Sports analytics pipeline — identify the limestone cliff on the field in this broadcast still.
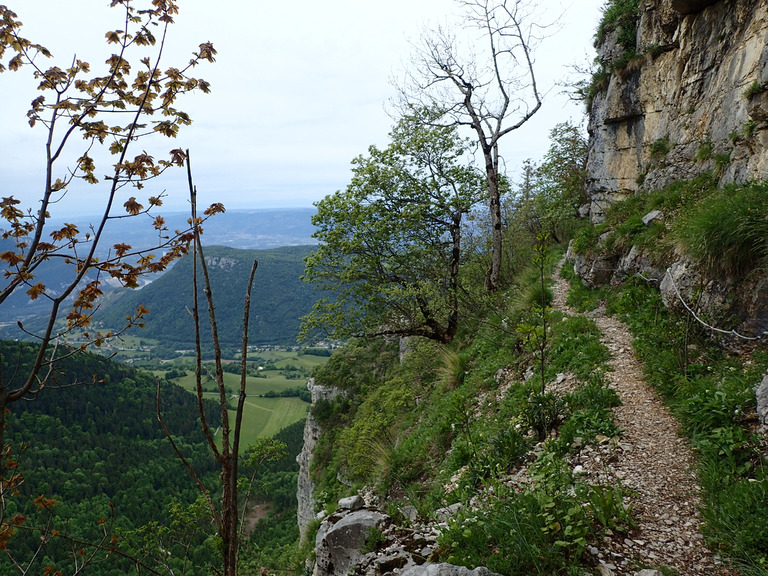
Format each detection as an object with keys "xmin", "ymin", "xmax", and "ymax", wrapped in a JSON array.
[
  {"xmin": 296, "ymin": 378, "xmax": 345, "ymax": 543},
  {"xmin": 576, "ymin": 0, "xmax": 768, "ymax": 340},
  {"xmin": 587, "ymin": 0, "xmax": 768, "ymax": 221}
]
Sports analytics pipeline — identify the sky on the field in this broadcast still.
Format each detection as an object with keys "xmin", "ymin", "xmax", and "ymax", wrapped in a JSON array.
[{"xmin": 0, "ymin": 0, "xmax": 604, "ymax": 218}]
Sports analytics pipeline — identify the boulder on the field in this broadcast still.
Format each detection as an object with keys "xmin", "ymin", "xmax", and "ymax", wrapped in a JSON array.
[
  {"xmin": 313, "ymin": 510, "xmax": 385, "ymax": 576},
  {"xmin": 641, "ymin": 210, "xmax": 663, "ymax": 226},
  {"xmin": 399, "ymin": 563, "xmax": 502, "ymax": 576},
  {"xmin": 338, "ymin": 495, "xmax": 364, "ymax": 511}
]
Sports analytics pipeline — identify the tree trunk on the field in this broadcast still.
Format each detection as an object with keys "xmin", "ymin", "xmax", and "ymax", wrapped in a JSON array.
[{"xmin": 484, "ymin": 145, "xmax": 503, "ymax": 292}]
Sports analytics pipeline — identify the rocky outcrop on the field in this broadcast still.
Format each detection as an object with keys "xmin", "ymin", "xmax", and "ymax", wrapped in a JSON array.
[
  {"xmin": 575, "ymin": 0, "xmax": 768, "ymax": 343},
  {"xmin": 314, "ymin": 508, "xmax": 386, "ymax": 576},
  {"xmin": 311, "ymin": 497, "xmax": 500, "ymax": 576},
  {"xmin": 587, "ymin": 0, "xmax": 768, "ymax": 222},
  {"xmin": 297, "ymin": 378, "xmax": 345, "ymax": 543},
  {"xmin": 756, "ymin": 374, "xmax": 768, "ymax": 433}
]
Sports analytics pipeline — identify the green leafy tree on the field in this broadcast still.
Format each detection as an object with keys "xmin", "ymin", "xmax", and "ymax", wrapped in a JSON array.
[
  {"xmin": 302, "ymin": 116, "xmax": 483, "ymax": 344},
  {"xmin": 523, "ymin": 122, "xmax": 588, "ymax": 244}
]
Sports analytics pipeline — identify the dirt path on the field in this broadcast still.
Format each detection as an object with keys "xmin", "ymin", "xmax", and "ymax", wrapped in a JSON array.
[{"xmin": 552, "ymin": 260, "xmax": 729, "ymax": 576}]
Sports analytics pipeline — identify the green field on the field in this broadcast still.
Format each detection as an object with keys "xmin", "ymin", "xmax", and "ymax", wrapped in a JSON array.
[
  {"xmin": 158, "ymin": 351, "xmax": 328, "ymax": 451},
  {"xmin": 226, "ymin": 396, "xmax": 309, "ymax": 447}
]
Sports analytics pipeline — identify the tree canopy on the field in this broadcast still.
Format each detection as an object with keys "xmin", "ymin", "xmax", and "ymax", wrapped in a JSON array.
[
  {"xmin": 515, "ymin": 122, "xmax": 588, "ymax": 244},
  {"xmin": 302, "ymin": 116, "xmax": 484, "ymax": 344}
]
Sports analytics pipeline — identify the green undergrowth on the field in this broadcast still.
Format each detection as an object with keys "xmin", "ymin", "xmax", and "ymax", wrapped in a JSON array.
[
  {"xmin": 596, "ymin": 0, "xmax": 640, "ymax": 50},
  {"xmin": 562, "ymin": 266, "xmax": 768, "ymax": 574},
  {"xmin": 674, "ymin": 181, "xmax": 768, "ymax": 276},
  {"xmin": 570, "ymin": 173, "xmax": 768, "ymax": 280},
  {"xmin": 308, "ymin": 251, "xmax": 639, "ymax": 574}
]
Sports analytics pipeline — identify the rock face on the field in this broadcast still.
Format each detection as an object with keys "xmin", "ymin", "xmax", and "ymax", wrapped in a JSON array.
[
  {"xmin": 399, "ymin": 564, "xmax": 501, "ymax": 576},
  {"xmin": 313, "ymin": 509, "xmax": 386, "ymax": 576},
  {"xmin": 297, "ymin": 378, "xmax": 345, "ymax": 543},
  {"xmin": 575, "ymin": 0, "xmax": 768, "ymax": 343},
  {"xmin": 587, "ymin": 0, "xmax": 768, "ymax": 222},
  {"xmin": 311, "ymin": 502, "xmax": 500, "ymax": 576},
  {"xmin": 756, "ymin": 374, "xmax": 768, "ymax": 433}
]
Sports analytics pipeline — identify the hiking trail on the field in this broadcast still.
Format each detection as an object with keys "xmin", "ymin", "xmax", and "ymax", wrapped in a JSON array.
[{"xmin": 552, "ymin": 259, "xmax": 729, "ymax": 576}]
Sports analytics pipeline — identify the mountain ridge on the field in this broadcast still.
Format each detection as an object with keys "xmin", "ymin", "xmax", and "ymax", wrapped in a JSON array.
[{"xmin": 95, "ymin": 244, "xmax": 322, "ymax": 356}]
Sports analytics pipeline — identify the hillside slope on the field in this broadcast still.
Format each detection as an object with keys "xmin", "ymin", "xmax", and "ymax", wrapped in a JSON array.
[
  {"xmin": 1, "ymin": 341, "xmax": 222, "ymax": 575},
  {"xmin": 96, "ymin": 245, "xmax": 321, "ymax": 354}
]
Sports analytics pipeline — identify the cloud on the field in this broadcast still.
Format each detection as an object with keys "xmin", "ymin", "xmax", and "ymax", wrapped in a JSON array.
[{"xmin": 0, "ymin": 0, "xmax": 601, "ymax": 217}]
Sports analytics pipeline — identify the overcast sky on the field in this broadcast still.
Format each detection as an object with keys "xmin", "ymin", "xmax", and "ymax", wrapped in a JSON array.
[{"xmin": 0, "ymin": 0, "xmax": 604, "ymax": 218}]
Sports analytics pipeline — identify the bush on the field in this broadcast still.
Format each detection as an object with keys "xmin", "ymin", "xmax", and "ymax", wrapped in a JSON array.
[
  {"xmin": 596, "ymin": 0, "xmax": 641, "ymax": 50},
  {"xmin": 743, "ymin": 79, "xmax": 767, "ymax": 99},
  {"xmin": 674, "ymin": 181, "xmax": 768, "ymax": 275},
  {"xmin": 438, "ymin": 483, "xmax": 591, "ymax": 575},
  {"xmin": 650, "ymin": 135, "xmax": 672, "ymax": 160}
]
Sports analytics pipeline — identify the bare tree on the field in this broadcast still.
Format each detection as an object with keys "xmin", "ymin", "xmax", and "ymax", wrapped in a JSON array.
[
  {"xmin": 0, "ymin": 1, "xmax": 216, "ymax": 448},
  {"xmin": 396, "ymin": 0, "xmax": 544, "ymax": 291},
  {"xmin": 156, "ymin": 152, "xmax": 265, "ymax": 576}
]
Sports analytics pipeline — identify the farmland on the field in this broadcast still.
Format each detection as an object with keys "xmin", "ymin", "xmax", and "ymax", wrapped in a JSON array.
[{"xmin": 159, "ymin": 350, "xmax": 329, "ymax": 449}]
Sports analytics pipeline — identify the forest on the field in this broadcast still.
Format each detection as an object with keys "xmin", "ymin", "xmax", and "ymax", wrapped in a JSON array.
[
  {"xmin": 94, "ymin": 245, "xmax": 322, "ymax": 358},
  {"xmin": 0, "ymin": 341, "xmax": 305, "ymax": 575}
]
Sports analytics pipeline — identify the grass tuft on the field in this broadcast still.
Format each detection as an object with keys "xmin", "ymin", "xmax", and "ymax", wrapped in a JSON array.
[{"xmin": 673, "ymin": 181, "xmax": 768, "ymax": 276}]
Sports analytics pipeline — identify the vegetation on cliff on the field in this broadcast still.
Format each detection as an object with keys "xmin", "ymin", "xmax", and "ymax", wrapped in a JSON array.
[
  {"xmin": 304, "ymin": 90, "xmax": 767, "ymax": 576},
  {"xmin": 303, "ymin": 120, "xmax": 645, "ymax": 573}
]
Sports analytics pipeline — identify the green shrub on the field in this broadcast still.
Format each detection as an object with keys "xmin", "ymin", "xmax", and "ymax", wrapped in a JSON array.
[
  {"xmin": 695, "ymin": 140, "xmax": 713, "ymax": 161},
  {"xmin": 571, "ymin": 223, "xmax": 606, "ymax": 256},
  {"xmin": 744, "ymin": 119, "xmax": 758, "ymax": 139},
  {"xmin": 548, "ymin": 316, "xmax": 611, "ymax": 380},
  {"xmin": 743, "ymin": 79, "xmax": 767, "ymax": 99},
  {"xmin": 646, "ymin": 43, "xmax": 665, "ymax": 59},
  {"xmin": 674, "ymin": 180, "xmax": 768, "ymax": 275},
  {"xmin": 337, "ymin": 376, "xmax": 415, "ymax": 481},
  {"xmin": 650, "ymin": 135, "xmax": 672, "ymax": 160},
  {"xmin": 596, "ymin": 0, "xmax": 641, "ymax": 50},
  {"xmin": 585, "ymin": 484, "xmax": 635, "ymax": 534},
  {"xmin": 522, "ymin": 391, "xmax": 569, "ymax": 441},
  {"xmin": 489, "ymin": 427, "xmax": 533, "ymax": 470},
  {"xmin": 701, "ymin": 472, "xmax": 768, "ymax": 571},
  {"xmin": 584, "ymin": 64, "xmax": 611, "ymax": 111},
  {"xmin": 614, "ymin": 48, "xmax": 643, "ymax": 72},
  {"xmin": 438, "ymin": 481, "xmax": 591, "ymax": 575}
]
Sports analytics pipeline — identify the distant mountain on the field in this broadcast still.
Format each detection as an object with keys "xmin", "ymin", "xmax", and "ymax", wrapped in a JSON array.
[
  {"xmin": 0, "ymin": 208, "xmax": 318, "ymax": 339},
  {"xmin": 85, "ymin": 207, "xmax": 318, "ymax": 252},
  {"xmin": 95, "ymin": 245, "xmax": 321, "ymax": 354}
]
